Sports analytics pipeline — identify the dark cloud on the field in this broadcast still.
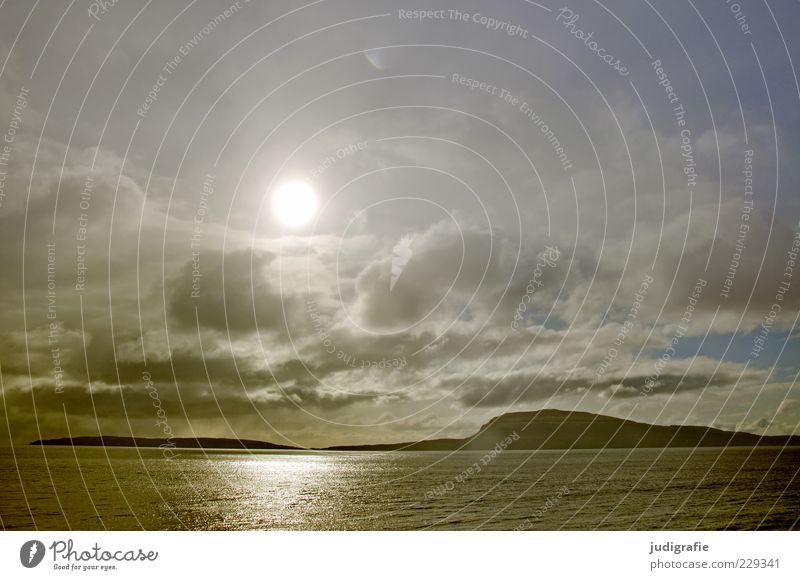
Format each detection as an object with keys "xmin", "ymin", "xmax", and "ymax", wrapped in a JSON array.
[
  {"xmin": 453, "ymin": 370, "xmax": 760, "ymax": 409},
  {"xmin": 168, "ymin": 249, "xmax": 303, "ymax": 335}
]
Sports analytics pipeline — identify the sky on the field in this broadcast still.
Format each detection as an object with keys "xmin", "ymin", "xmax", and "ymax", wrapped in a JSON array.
[{"xmin": 0, "ymin": 0, "xmax": 799, "ymax": 447}]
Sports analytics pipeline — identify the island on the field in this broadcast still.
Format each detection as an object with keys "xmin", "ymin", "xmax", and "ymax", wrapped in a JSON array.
[{"xmin": 30, "ymin": 435, "xmax": 299, "ymax": 450}]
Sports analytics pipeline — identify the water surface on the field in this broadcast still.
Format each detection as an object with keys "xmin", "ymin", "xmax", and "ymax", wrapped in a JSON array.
[{"xmin": 1, "ymin": 446, "xmax": 798, "ymax": 530}]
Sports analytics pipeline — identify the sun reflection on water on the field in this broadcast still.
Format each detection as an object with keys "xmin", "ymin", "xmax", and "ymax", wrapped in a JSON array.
[{"xmin": 217, "ymin": 454, "xmax": 338, "ymax": 529}]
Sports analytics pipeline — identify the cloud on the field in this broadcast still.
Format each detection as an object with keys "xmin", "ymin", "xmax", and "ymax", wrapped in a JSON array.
[
  {"xmin": 1, "ymin": 0, "xmax": 799, "ymax": 448},
  {"xmin": 168, "ymin": 249, "xmax": 303, "ymax": 335}
]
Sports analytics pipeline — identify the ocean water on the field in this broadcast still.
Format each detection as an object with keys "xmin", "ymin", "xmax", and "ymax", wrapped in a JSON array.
[{"xmin": 1, "ymin": 446, "xmax": 798, "ymax": 530}]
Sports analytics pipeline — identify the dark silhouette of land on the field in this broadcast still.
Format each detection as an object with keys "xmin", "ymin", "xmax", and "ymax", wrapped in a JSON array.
[
  {"xmin": 30, "ymin": 435, "xmax": 299, "ymax": 450},
  {"xmin": 323, "ymin": 409, "xmax": 800, "ymax": 450},
  {"xmin": 31, "ymin": 409, "xmax": 800, "ymax": 451}
]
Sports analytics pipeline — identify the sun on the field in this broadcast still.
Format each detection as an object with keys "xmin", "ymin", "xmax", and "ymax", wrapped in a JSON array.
[{"xmin": 271, "ymin": 181, "xmax": 318, "ymax": 227}]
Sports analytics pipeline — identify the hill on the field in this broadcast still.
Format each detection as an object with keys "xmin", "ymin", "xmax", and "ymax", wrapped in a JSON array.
[
  {"xmin": 322, "ymin": 409, "xmax": 800, "ymax": 450},
  {"xmin": 30, "ymin": 435, "xmax": 299, "ymax": 450}
]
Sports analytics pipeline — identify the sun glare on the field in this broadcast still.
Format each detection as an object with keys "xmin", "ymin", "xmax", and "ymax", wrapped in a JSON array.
[{"xmin": 272, "ymin": 181, "xmax": 318, "ymax": 227}]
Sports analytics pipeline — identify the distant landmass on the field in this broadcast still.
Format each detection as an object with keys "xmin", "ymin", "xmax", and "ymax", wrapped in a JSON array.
[
  {"xmin": 324, "ymin": 409, "xmax": 800, "ymax": 450},
  {"xmin": 30, "ymin": 435, "xmax": 299, "ymax": 450},
  {"xmin": 31, "ymin": 409, "xmax": 800, "ymax": 451}
]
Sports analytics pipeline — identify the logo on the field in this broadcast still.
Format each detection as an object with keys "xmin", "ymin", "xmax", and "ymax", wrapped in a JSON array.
[
  {"xmin": 390, "ymin": 234, "xmax": 414, "ymax": 291},
  {"xmin": 20, "ymin": 540, "xmax": 45, "ymax": 568}
]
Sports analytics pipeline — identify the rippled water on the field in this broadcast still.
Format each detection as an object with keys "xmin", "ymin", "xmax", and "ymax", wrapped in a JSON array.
[{"xmin": 1, "ymin": 446, "xmax": 798, "ymax": 530}]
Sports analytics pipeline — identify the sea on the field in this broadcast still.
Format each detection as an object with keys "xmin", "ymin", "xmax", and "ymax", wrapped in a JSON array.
[{"xmin": 1, "ymin": 446, "xmax": 798, "ymax": 530}]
